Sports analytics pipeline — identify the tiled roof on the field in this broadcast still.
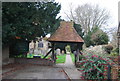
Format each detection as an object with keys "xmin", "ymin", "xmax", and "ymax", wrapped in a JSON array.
[{"xmin": 47, "ymin": 21, "xmax": 84, "ymax": 43}]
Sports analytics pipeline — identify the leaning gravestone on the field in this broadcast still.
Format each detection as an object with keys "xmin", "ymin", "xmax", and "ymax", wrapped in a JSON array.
[{"xmin": 56, "ymin": 48, "xmax": 61, "ymax": 55}]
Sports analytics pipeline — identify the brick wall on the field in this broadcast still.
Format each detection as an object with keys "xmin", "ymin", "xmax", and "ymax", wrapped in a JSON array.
[
  {"xmin": 111, "ymin": 65, "xmax": 119, "ymax": 79},
  {"xmin": 14, "ymin": 58, "xmax": 54, "ymax": 66}
]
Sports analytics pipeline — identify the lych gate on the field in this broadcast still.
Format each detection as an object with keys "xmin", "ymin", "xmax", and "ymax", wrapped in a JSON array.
[{"xmin": 43, "ymin": 21, "xmax": 84, "ymax": 64}]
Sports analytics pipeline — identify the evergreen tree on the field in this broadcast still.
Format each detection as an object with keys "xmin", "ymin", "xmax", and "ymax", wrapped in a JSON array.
[{"xmin": 2, "ymin": 2, "xmax": 61, "ymax": 47}]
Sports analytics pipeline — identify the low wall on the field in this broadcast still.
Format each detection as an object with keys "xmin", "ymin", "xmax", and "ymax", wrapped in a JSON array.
[
  {"xmin": 14, "ymin": 58, "xmax": 54, "ymax": 66},
  {"xmin": 2, "ymin": 47, "xmax": 14, "ymax": 65},
  {"xmin": 111, "ymin": 65, "xmax": 120, "ymax": 79}
]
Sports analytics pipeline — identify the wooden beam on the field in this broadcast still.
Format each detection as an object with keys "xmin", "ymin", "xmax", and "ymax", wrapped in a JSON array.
[
  {"xmin": 54, "ymin": 53, "xmax": 56, "ymax": 63},
  {"xmin": 74, "ymin": 44, "xmax": 78, "ymax": 64},
  {"xmin": 51, "ymin": 43, "xmax": 56, "ymax": 63},
  {"xmin": 75, "ymin": 44, "xmax": 81, "ymax": 64},
  {"xmin": 43, "ymin": 49, "xmax": 52, "ymax": 59}
]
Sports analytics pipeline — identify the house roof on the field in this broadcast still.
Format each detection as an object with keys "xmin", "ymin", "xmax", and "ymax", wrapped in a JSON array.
[{"xmin": 47, "ymin": 21, "xmax": 84, "ymax": 43}]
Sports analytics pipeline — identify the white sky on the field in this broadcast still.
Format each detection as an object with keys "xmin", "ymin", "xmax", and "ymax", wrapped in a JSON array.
[{"xmin": 55, "ymin": 0, "xmax": 120, "ymax": 30}]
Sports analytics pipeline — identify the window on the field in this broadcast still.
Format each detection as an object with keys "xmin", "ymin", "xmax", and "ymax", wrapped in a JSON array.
[{"xmin": 38, "ymin": 42, "xmax": 43, "ymax": 48}]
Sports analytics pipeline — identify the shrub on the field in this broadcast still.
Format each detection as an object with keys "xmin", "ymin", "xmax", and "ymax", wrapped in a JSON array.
[
  {"xmin": 104, "ymin": 45, "xmax": 113, "ymax": 54},
  {"xmin": 110, "ymin": 52, "xmax": 119, "ymax": 56},
  {"xmin": 76, "ymin": 55, "xmax": 86, "ymax": 68},
  {"xmin": 79, "ymin": 55, "xmax": 115, "ymax": 79},
  {"xmin": 65, "ymin": 45, "xmax": 71, "ymax": 53},
  {"xmin": 79, "ymin": 55, "xmax": 86, "ymax": 61},
  {"xmin": 110, "ymin": 48, "xmax": 119, "ymax": 56},
  {"xmin": 111, "ymin": 48, "xmax": 119, "ymax": 53}
]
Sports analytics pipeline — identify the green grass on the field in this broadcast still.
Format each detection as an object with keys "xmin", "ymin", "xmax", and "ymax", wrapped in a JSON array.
[
  {"xmin": 27, "ymin": 54, "xmax": 42, "ymax": 58},
  {"xmin": 14, "ymin": 54, "xmax": 66, "ymax": 64},
  {"xmin": 56, "ymin": 54, "xmax": 66, "ymax": 63},
  {"xmin": 70, "ymin": 53, "xmax": 75, "ymax": 63},
  {"xmin": 27, "ymin": 54, "xmax": 51, "ymax": 59},
  {"xmin": 14, "ymin": 54, "xmax": 50, "ymax": 58}
]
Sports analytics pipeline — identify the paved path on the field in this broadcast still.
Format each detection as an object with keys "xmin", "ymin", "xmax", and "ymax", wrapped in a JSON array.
[
  {"xmin": 55, "ymin": 54, "xmax": 81, "ymax": 79},
  {"xmin": 2, "ymin": 64, "xmax": 67, "ymax": 79},
  {"xmin": 64, "ymin": 54, "xmax": 75, "ymax": 68},
  {"xmin": 2, "ymin": 54, "xmax": 82, "ymax": 80}
]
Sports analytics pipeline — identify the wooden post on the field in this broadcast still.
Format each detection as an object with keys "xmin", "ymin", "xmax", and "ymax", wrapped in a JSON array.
[
  {"xmin": 75, "ymin": 44, "xmax": 80, "ymax": 65},
  {"xmin": 76, "ymin": 44, "xmax": 80, "ymax": 62},
  {"xmin": 43, "ymin": 49, "xmax": 52, "ymax": 59},
  {"xmin": 54, "ymin": 52, "xmax": 56, "ymax": 63},
  {"xmin": 52, "ymin": 43, "xmax": 55, "ymax": 63}
]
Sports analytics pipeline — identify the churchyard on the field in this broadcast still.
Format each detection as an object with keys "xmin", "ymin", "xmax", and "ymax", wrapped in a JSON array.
[{"xmin": 2, "ymin": 1, "xmax": 120, "ymax": 80}]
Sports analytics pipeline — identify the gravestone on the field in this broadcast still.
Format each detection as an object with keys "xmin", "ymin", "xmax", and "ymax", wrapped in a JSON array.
[
  {"xmin": 35, "ymin": 41, "xmax": 39, "ymax": 49},
  {"xmin": 38, "ymin": 41, "xmax": 43, "ymax": 49},
  {"xmin": 61, "ymin": 50, "xmax": 64, "ymax": 54},
  {"xmin": 29, "ymin": 40, "xmax": 35, "ymax": 50},
  {"xmin": 56, "ymin": 48, "xmax": 61, "ymax": 55},
  {"xmin": 73, "ymin": 51, "xmax": 76, "ymax": 55},
  {"xmin": 38, "ymin": 41, "xmax": 43, "ymax": 55},
  {"xmin": 34, "ymin": 49, "xmax": 39, "ymax": 56}
]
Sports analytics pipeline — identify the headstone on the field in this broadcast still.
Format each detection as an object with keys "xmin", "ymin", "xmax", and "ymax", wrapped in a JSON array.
[
  {"xmin": 56, "ymin": 48, "xmax": 61, "ymax": 55},
  {"xmin": 29, "ymin": 40, "xmax": 35, "ymax": 50},
  {"xmin": 73, "ymin": 51, "xmax": 77, "ymax": 55},
  {"xmin": 38, "ymin": 41, "xmax": 44, "ymax": 55},
  {"xmin": 34, "ymin": 49, "xmax": 39, "ymax": 56},
  {"xmin": 35, "ymin": 41, "xmax": 38, "ymax": 49},
  {"xmin": 61, "ymin": 50, "xmax": 64, "ymax": 54},
  {"xmin": 38, "ymin": 41, "xmax": 44, "ymax": 48},
  {"xmin": 29, "ymin": 48, "xmax": 34, "ymax": 54}
]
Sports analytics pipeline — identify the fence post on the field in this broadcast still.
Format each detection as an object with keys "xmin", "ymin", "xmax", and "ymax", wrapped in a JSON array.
[{"xmin": 107, "ymin": 64, "xmax": 111, "ymax": 80}]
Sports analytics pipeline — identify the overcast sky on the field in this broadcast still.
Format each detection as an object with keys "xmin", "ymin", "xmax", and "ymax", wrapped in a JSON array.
[{"xmin": 55, "ymin": 0, "xmax": 120, "ymax": 30}]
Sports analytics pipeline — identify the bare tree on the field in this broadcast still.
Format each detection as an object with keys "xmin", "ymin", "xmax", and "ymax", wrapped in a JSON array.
[
  {"xmin": 64, "ymin": 3, "xmax": 76, "ymax": 21},
  {"xmin": 65, "ymin": 3, "xmax": 110, "ymax": 35}
]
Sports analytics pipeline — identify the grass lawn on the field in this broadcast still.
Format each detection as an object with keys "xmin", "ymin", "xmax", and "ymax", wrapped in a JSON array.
[
  {"xmin": 56, "ymin": 54, "xmax": 66, "ymax": 63},
  {"xmin": 15, "ymin": 54, "xmax": 66, "ymax": 63},
  {"xmin": 27, "ymin": 54, "xmax": 42, "ymax": 58},
  {"xmin": 27, "ymin": 54, "xmax": 50, "ymax": 59},
  {"xmin": 70, "ymin": 53, "xmax": 75, "ymax": 63}
]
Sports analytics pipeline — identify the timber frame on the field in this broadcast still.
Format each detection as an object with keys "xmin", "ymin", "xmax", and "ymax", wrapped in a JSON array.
[
  {"xmin": 43, "ymin": 21, "xmax": 84, "ymax": 64},
  {"xmin": 43, "ymin": 41, "xmax": 84, "ymax": 64}
]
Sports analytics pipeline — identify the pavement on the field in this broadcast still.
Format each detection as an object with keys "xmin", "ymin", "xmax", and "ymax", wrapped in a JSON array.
[
  {"xmin": 2, "ymin": 54, "xmax": 82, "ymax": 80},
  {"xmin": 2, "ymin": 64, "xmax": 67, "ymax": 79},
  {"xmin": 55, "ymin": 55, "xmax": 82, "ymax": 79}
]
